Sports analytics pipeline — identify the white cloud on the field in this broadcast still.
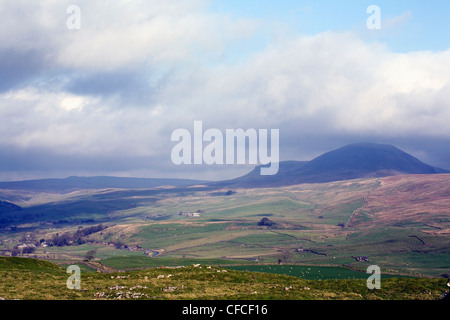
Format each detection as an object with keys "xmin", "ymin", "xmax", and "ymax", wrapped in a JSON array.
[
  {"xmin": 5, "ymin": 29, "xmax": 450, "ymax": 155},
  {"xmin": 1, "ymin": 0, "xmax": 450, "ymax": 179},
  {"xmin": 383, "ymin": 11, "xmax": 413, "ymax": 30},
  {"xmin": 53, "ymin": 0, "xmax": 260, "ymax": 71},
  {"xmin": 0, "ymin": 86, "xmax": 166, "ymax": 157},
  {"xmin": 152, "ymin": 30, "xmax": 450, "ymax": 137}
]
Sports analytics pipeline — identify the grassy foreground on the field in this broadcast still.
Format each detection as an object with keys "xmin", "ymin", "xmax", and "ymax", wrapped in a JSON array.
[{"xmin": 0, "ymin": 257, "xmax": 448, "ymax": 300}]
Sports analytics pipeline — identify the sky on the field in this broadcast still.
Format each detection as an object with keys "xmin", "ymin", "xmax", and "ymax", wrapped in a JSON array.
[{"xmin": 1, "ymin": 0, "xmax": 450, "ymax": 181}]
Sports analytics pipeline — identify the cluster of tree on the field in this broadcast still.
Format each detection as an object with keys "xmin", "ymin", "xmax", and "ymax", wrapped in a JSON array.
[
  {"xmin": 50, "ymin": 224, "xmax": 107, "ymax": 247},
  {"xmin": 257, "ymin": 217, "xmax": 276, "ymax": 227},
  {"xmin": 11, "ymin": 245, "xmax": 36, "ymax": 256},
  {"xmin": 278, "ymin": 248, "xmax": 293, "ymax": 264},
  {"xmin": 111, "ymin": 240, "xmax": 127, "ymax": 249}
]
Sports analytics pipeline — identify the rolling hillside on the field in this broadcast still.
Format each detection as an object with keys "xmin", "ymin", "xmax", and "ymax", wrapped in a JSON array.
[
  {"xmin": 1, "ymin": 143, "xmax": 449, "ymax": 278},
  {"xmin": 0, "ymin": 256, "xmax": 447, "ymax": 300},
  {"xmin": 0, "ymin": 176, "xmax": 206, "ymax": 192}
]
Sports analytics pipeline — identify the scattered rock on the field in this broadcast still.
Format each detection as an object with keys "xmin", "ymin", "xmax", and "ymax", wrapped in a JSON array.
[{"xmin": 109, "ymin": 285, "xmax": 127, "ymax": 290}]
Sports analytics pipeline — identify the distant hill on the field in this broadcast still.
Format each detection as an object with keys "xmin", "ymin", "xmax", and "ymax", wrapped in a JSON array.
[
  {"xmin": 1, "ymin": 143, "xmax": 448, "ymax": 192},
  {"xmin": 210, "ymin": 161, "xmax": 309, "ymax": 188},
  {"xmin": 0, "ymin": 200, "xmax": 22, "ymax": 212},
  {"xmin": 0, "ymin": 176, "xmax": 207, "ymax": 192},
  {"xmin": 213, "ymin": 143, "xmax": 450, "ymax": 188},
  {"xmin": 0, "ymin": 256, "xmax": 62, "ymax": 274}
]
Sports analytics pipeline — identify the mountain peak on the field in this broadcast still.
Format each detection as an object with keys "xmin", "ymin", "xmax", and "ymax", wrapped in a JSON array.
[{"xmin": 213, "ymin": 142, "xmax": 448, "ymax": 188}]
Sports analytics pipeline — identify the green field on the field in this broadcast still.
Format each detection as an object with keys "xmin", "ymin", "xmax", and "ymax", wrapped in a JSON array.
[
  {"xmin": 0, "ymin": 257, "xmax": 447, "ymax": 300},
  {"xmin": 101, "ymin": 256, "xmax": 251, "ymax": 270},
  {"xmin": 224, "ymin": 264, "xmax": 411, "ymax": 280}
]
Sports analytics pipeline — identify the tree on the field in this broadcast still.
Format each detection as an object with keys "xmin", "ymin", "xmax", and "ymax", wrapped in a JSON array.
[
  {"xmin": 84, "ymin": 249, "xmax": 97, "ymax": 261},
  {"xmin": 258, "ymin": 217, "xmax": 275, "ymax": 227},
  {"xmin": 11, "ymin": 247, "xmax": 20, "ymax": 257},
  {"xmin": 280, "ymin": 248, "xmax": 293, "ymax": 263},
  {"xmin": 22, "ymin": 246, "xmax": 36, "ymax": 254}
]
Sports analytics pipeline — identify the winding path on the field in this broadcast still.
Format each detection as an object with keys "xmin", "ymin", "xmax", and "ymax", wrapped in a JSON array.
[{"xmin": 345, "ymin": 196, "xmax": 368, "ymax": 228}]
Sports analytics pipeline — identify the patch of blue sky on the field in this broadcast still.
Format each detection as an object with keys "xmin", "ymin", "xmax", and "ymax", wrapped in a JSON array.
[{"xmin": 208, "ymin": 0, "xmax": 450, "ymax": 53}]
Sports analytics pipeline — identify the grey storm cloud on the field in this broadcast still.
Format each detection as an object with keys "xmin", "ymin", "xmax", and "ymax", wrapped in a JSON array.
[
  {"xmin": 1, "ymin": 0, "xmax": 450, "ymax": 181},
  {"xmin": 65, "ymin": 69, "xmax": 162, "ymax": 106},
  {"xmin": 0, "ymin": 48, "xmax": 46, "ymax": 92}
]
